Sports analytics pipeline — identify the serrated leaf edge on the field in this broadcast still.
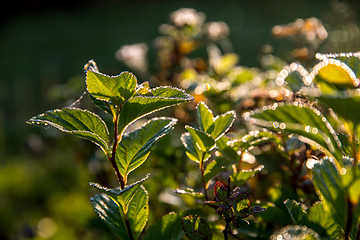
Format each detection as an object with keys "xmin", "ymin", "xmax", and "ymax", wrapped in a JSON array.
[
  {"xmin": 26, "ymin": 107, "xmax": 110, "ymax": 153},
  {"xmin": 89, "ymin": 173, "xmax": 150, "ymax": 196},
  {"xmin": 242, "ymin": 102, "xmax": 342, "ymax": 162},
  {"xmin": 85, "ymin": 70, "xmax": 138, "ymax": 103}
]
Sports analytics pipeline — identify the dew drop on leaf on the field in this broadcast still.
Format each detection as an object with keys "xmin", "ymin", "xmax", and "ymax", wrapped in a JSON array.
[{"xmin": 273, "ymin": 122, "xmax": 279, "ymax": 128}]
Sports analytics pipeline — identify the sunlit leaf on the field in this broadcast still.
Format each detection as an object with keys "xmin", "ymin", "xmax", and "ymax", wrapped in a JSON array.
[
  {"xmin": 284, "ymin": 199, "xmax": 309, "ymax": 226},
  {"xmin": 270, "ymin": 225, "xmax": 320, "ymax": 240},
  {"xmin": 284, "ymin": 199, "xmax": 343, "ymax": 239},
  {"xmin": 182, "ymin": 215, "xmax": 212, "ymax": 240},
  {"xmin": 136, "ymin": 81, "xmax": 152, "ymax": 96},
  {"xmin": 315, "ymin": 63, "xmax": 355, "ymax": 86},
  {"xmin": 196, "ymin": 102, "xmax": 236, "ymax": 140},
  {"xmin": 116, "ymin": 118, "xmax": 177, "ymax": 182},
  {"xmin": 331, "ymin": 55, "xmax": 360, "ymax": 78},
  {"xmin": 197, "ymin": 101, "xmax": 215, "ymax": 134},
  {"xmin": 307, "ymin": 202, "xmax": 343, "ymax": 239},
  {"xmin": 342, "ymin": 165, "xmax": 360, "ymax": 204},
  {"xmin": 90, "ymin": 193, "xmax": 128, "ymax": 239},
  {"xmin": 89, "ymin": 174, "xmax": 149, "ymax": 214},
  {"xmin": 243, "ymin": 103, "xmax": 343, "ymax": 166},
  {"xmin": 185, "ymin": 126, "xmax": 215, "ymax": 152},
  {"xmin": 174, "ymin": 188, "xmax": 204, "ymax": 199},
  {"xmin": 127, "ymin": 186, "xmax": 149, "ymax": 240},
  {"xmin": 318, "ymin": 92, "xmax": 360, "ymax": 138},
  {"xmin": 86, "ymin": 70, "xmax": 137, "ymax": 106},
  {"xmin": 214, "ymin": 53, "xmax": 239, "ymax": 76},
  {"xmin": 230, "ymin": 129, "xmax": 283, "ymax": 152},
  {"xmin": 204, "ymin": 157, "xmax": 234, "ymax": 183},
  {"xmin": 211, "ymin": 110, "xmax": 236, "ymax": 140},
  {"xmin": 118, "ymin": 86, "xmax": 193, "ymax": 136},
  {"xmin": 88, "ymin": 94, "xmax": 117, "ymax": 117},
  {"xmin": 181, "ymin": 132, "xmax": 211, "ymax": 162},
  {"xmin": 90, "ymin": 186, "xmax": 148, "ymax": 240},
  {"xmin": 27, "ymin": 107, "xmax": 109, "ymax": 154},
  {"xmin": 231, "ymin": 165, "xmax": 264, "ymax": 186},
  {"xmin": 312, "ymin": 159, "xmax": 347, "ymax": 230}
]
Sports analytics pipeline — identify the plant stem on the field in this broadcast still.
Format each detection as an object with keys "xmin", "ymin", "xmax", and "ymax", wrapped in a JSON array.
[
  {"xmin": 223, "ymin": 219, "xmax": 231, "ymax": 240},
  {"xmin": 344, "ymin": 197, "xmax": 353, "ymax": 240},
  {"xmin": 200, "ymin": 152, "xmax": 208, "ymax": 201},
  {"xmin": 356, "ymin": 223, "xmax": 360, "ymax": 240},
  {"xmin": 236, "ymin": 152, "xmax": 243, "ymax": 173},
  {"xmin": 125, "ymin": 213, "xmax": 135, "ymax": 240},
  {"xmin": 227, "ymin": 177, "xmax": 231, "ymax": 198},
  {"xmin": 351, "ymin": 129, "xmax": 358, "ymax": 166},
  {"xmin": 110, "ymin": 111, "xmax": 125, "ymax": 189}
]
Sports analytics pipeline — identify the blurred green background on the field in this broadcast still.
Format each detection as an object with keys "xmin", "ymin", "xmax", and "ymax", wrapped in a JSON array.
[{"xmin": 0, "ymin": 0, "xmax": 359, "ymax": 239}]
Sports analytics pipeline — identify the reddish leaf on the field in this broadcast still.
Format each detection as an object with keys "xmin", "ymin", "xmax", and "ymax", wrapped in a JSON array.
[{"xmin": 214, "ymin": 181, "xmax": 229, "ymax": 202}]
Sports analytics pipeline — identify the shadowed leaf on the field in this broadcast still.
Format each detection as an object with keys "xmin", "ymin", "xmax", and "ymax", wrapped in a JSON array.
[{"xmin": 182, "ymin": 215, "xmax": 212, "ymax": 240}]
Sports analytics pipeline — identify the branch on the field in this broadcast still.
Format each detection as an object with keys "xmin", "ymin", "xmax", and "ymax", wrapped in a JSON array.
[
  {"xmin": 110, "ymin": 109, "xmax": 125, "ymax": 189},
  {"xmin": 200, "ymin": 151, "xmax": 209, "ymax": 201}
]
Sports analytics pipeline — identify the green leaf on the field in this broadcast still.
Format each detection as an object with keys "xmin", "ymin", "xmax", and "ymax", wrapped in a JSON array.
[
  {"xmin": 91, "ymin": 193, "xmax": 128, "ymax": 239},
  {"xmin": 27, "ymin": 107, "xmax": 109, "ymax": 154},
  {"xmin": 330, "ymin": 54, "xmax": 360, "ymax": 78},
  {"xmin": 174, "ymin": 188, "xmax": 204, "ymax": 200},
  {"xmin": 230, "ymin": 129, "xmax": 283, "ymax": 152},
  {"xmin": 284, "ymin": 70, "xmax": 305, "ymax": 92},
  {"xmin": 204, "ymin": 157, "xmax": 234, "ymax": 183},
  {"xmin": 89, "ymin": 174, "xmax": 149, "ymax": 214},
  {"xmin": 127, "ymin": 186, "xmax": 149, "ymax": 240},
  {"xmin": 135, "ymin": 81, "xmax": 152, "ymax": 96},
  {"xmin": 185, "ymin": 126, "xmax": 215, "ymax": 152},
  {"xmin": 216, "ymin": 135, "xmax": 240, "ymax": 161},
  {"xmin": 118, "ymin": 86, "xmax": 193, "ymax": 136},
  {"xmin": 230, "ymin": 165, "xmax": 264, "ymax": 186},
  {"xmin": 214, "ymin": 53, "xmax": 239, "ymax": 76},
  {"xmin": 86, "ymin": 70, "xmax": 137, "ymax": 106},
  {"xmin": 243, "ymin": 103, "xmax": 343, "ymax": 166},
  {"xmin": 197, "ymin": 101, "xmax": 215, "ymax": 134},
  {"xmin": 318, "ymin": 92, "xmax": 360, "ymax": 138},
  {"xmin": 90, "ymin": 185, "xmax": 148, "ymax": 240},
  {"xmin": 182, "ymin": 215, "xmax": 212, "ymax": 240},
  {"xmin": 181, "ymin": 132, "xmax": 203, "ymax": 163},
  {"xmin": 342, "ymin": 165, "xmax": 360, "ymax": 205},
  {"xmin": 144, "ymin": 209, "xmax": 201, "ymax": 240},
  {"xmin": 312, "ymin": 159, "xmax": 347, "ymax": 230},
  {"xmin": 196, "ymin": 102, "xmax": 236, "ymax": 140},
  {"xmin": 271, "ymin": 225, "xmax": 320, "ymax": 240},
  {"xmin": 337, "ymin": 134, "xmax": 353, "ymax": 158},
  {"xmin": 88, "ymin": 94, "xmax": 117, "ymax": 117},
  {"xmin": 284, "ymin": 199, "xmax": 309, "ymax": 226},
  {"xmin": 116, "ymin": 118, "xmax": 177, "ymax": 182},
  {"xmin": 211, "ymin": 110, "xmax": 236, "ymax": 140},
  {"xmin": 313, "ymin": 60, "xmax": 358, "ymax": 91},
  {"xmin": 228, "ymin": 189, "xmax": 265, "ymax": 218},
  {"xmin": 285, "ymin": 199, "xmax": 343, "ymax": 239},
  {"xmin": 307, "ymin": 202, "xmax": 343, "ymax": 239}
]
